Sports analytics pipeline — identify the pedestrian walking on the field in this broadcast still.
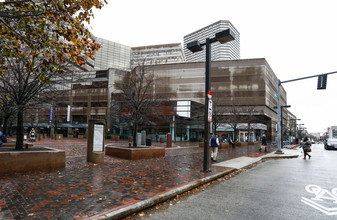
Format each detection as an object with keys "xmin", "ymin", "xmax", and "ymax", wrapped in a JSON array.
[
  {"xmin": 209, "ymin": 133, "xmax": 219, "ymax": 161},
  {"xmin": 228, "ymin": 136, "xmax": 235, "ymax": 148},
  {"xmin": 259, "ymin": 134, "xmax": 267, "ymax": 152},
  {"xmin": 301, "ymin": 136, "xmax": 311, "ymax": 159},
  {"xmin": 29, "ymin": 128, "xmax": 36, "ymax": 142}
]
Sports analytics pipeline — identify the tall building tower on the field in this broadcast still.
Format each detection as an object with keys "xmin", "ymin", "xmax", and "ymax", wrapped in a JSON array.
[{"xmin": 183, "ymin": 20, "xmax": 240, "ymax": 62}]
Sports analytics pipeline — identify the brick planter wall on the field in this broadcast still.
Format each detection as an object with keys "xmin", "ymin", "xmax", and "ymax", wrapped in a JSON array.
[
  {"xmin": 0, "ymin": 147, "xmax": 65, "ymax": 175},
  {"xmin": 105, "ymin": 146, "xmax": 165, "ymax": 160}
]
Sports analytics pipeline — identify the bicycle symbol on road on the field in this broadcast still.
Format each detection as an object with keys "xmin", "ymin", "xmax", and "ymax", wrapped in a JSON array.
[{"xmin": 301, "ymin": 184, "xmax": 337, "ymax": 215}]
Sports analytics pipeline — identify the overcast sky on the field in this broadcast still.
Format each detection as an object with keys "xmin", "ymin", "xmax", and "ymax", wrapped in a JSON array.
[{"xmin": 89, "ymin": 0, "xmax": 337, "ymax": 134}]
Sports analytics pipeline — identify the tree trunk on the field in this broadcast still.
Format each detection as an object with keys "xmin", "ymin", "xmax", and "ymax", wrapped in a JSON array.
[
  {"xmin": 3, "ymin": 115, "xmax": 8, "ymax": 135},
  {"xmin": 16, "ymin": 107, "xmax": 24, "ymax": 150},
  {"xmin": 133, "ymin": 123, "xmax": 138, "ymax": 147}
]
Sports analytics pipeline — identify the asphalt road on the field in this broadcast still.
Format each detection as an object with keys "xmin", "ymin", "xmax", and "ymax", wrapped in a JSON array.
[{"xmin": 136, "ymin": 144, "xmax": 337, "ymax": 220}]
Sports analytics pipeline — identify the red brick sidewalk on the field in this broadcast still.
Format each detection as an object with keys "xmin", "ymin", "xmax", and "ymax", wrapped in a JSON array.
[{"xmin": 0, "ymin": 138, "xmax": 268, "ymax": 219}]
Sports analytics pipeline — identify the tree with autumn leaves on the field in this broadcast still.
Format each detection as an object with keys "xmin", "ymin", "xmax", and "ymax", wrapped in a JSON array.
[{"xmin": 0, "ymin": 0, "xmax": 107, "ymax": 149}]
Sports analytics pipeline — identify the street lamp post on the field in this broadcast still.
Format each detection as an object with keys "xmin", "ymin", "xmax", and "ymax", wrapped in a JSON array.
[{"xmin": 187, "ymin": 29, "xmax": 235, "ymax": 172}]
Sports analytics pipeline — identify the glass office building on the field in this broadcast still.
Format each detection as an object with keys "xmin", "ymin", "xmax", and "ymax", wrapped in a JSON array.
[{"xmin": 93, "ymin": 36, "xmax": 131, "ymax": 71}]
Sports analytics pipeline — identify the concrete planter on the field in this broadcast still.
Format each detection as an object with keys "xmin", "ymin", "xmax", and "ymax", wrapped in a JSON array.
[
  {"xmin": 105, "ymin": 146, "xmax": 165, "ymax": 160},
  {"xmin": 0, "ymin": 147, "xmax": 65, "ymax": 175}
]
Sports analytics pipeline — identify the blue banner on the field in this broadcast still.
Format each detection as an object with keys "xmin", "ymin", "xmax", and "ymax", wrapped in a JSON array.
[{"xmin": 49, "ymin": 106, "xmax": 53, "ymax": 122}]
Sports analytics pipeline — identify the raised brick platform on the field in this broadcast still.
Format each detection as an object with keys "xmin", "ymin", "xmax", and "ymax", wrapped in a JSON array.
[{"xmin": 105, "ymin": 146, "xmax": 165, "ymax": 160}]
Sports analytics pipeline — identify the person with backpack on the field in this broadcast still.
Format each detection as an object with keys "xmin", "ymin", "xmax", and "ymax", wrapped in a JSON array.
[
  {"xmin": 259, "ymin": 134, "xmax": 267, "ymax": 152},
  {"xmin": 209, "ymin": 133, "xmax": 219, "ymax": 162}
]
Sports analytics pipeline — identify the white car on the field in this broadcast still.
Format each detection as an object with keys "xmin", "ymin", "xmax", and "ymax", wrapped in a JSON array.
[{"xmin": 324, "ymin": 139, "xmax": 337, "ymax": 150}]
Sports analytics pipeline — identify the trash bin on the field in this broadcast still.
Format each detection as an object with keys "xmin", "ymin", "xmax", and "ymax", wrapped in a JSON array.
[{"xmin": 146, "ymin": 139, "xmax": 151, "ymax": 146}]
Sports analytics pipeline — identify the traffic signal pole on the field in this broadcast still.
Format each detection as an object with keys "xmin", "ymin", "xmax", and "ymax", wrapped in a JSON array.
[{"xmin": 276, "ymin": 70, "xmax": 337, "ymax": 153}]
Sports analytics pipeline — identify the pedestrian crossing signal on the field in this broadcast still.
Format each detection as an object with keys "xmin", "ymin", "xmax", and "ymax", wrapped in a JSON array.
[{"xmin": 317, "ymin": 74, "xmax": 327, "ymax": 90}]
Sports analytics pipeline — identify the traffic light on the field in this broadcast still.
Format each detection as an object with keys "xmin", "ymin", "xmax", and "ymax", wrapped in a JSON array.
[{"xmin": 317, "ymin": 74, "xmax": 327, "ymax": 90}]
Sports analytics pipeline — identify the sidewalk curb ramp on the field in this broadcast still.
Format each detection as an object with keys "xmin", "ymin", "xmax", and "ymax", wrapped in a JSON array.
[{"xmin": 90, "ymin": 150, "xmax": 299, "ymax": 220}]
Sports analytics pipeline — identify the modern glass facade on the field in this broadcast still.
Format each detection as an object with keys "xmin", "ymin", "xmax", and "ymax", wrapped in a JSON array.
[
  {"xmin": 131, "ymin": 43, "xmax": 185, "ymax": 67},
  {"xmin": 183, "ymin": 20, "xmax": 240, "ymax": 62},
  {"xmin": 93, "ymin": 36, "xmax": 131, "ymax": 71}
]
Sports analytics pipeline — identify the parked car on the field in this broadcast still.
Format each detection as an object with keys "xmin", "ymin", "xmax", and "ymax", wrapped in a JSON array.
[{"xmin": 324, "ymin": 139, "xmax": 337, "ymax": 150}]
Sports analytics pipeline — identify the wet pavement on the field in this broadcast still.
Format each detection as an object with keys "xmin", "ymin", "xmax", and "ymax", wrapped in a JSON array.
[{"xmin": 0, "ymin": 138, "xmax": 273, "ymax": 219}]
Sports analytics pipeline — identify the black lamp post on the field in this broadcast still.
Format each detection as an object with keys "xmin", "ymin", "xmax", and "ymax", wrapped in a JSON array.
[{"xmin": 187, "ymin": 29, "xmax": 235, "ymax": 172}]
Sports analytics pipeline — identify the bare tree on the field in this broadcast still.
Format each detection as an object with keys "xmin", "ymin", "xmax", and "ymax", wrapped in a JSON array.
[
  {"xmin": 0, "ymin": 57, "xmax": 69, "ymax": 149},
  {"xmin": 211, "ymin": 93, "xmax": 225, "ymax": 135},
  {"xmin": 111, "ymin": 63, "xmax": 163, "ymax": 147},
  {"xmin": 224, "ymin": 102, "xmax": 244, "ymax": 142},
  {"xmin": 245, "ymin": 106, "xmax": 257, "ymax": 142}
]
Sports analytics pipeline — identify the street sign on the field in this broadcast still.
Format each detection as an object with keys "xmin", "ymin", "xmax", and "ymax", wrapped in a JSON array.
[{"xmin": 208, "ymin": 100, "xmax": 212, "ymax": 122}]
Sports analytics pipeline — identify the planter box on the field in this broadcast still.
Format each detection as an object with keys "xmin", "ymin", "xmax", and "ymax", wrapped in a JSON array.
[
  {"xmin": 111, "ymin": 136, "xmax": 120, "ymax": 141},
  {"xmin": 3, "ymin": 142, "xmax": 34, "ymax": 148},
  {"xmin": 241, "ymin": 142, "xmax": 249, "ymax": 146},
  {"xmin": 105, "ymin": 146, "xmax": 165, "ymax": 160},
  {"xmin": 0, "ymin": 147, "xmax": 65, "ymax": 175},
  {"xmin": 234, "ymin": 142, "xmax": 241, "ymax": 147},
  {"xmin": 219, "ymin": 143, "xmax": 230, "ymax": 148}
]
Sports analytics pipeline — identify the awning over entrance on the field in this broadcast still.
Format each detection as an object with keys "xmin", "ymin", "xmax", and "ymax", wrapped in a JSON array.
[
  {"xmin": 57, "ymin": 123, "xmax": 88, "ymax": 128},
  {"xmin": 217, "ymin": 123, "xmax": 267, "ymax": 131}
]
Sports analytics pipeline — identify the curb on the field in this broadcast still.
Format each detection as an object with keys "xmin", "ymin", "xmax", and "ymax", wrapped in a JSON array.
[
  {"xmin": 89, "ymin": 168, "xmax": 236, "ymax": 220},
  {"xmin": 90, "ymin": 150, "xmax": 299, "ymax": 220}
]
